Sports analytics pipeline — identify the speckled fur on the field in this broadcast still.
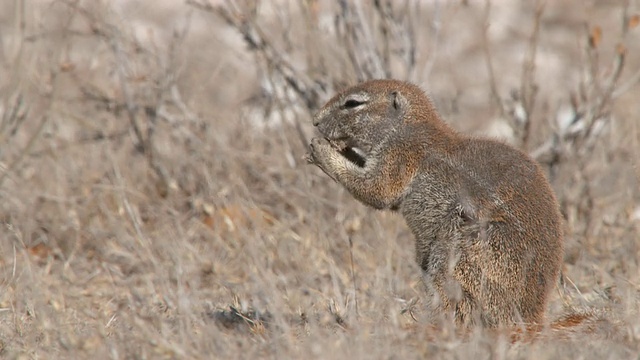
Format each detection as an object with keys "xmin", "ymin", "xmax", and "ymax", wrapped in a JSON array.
[{"xmin": 307, "ymin": 79, "xmax": 563, "ymax": 328}]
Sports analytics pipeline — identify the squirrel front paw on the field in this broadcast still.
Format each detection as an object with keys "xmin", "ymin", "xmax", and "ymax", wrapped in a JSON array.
[
  {"xmin": 306, "ymin": 138, "xmax": 343, "ymax": 182},
  {"xmin": 306, "ymin": 137, "xmax": 332, "ymax": 166}
]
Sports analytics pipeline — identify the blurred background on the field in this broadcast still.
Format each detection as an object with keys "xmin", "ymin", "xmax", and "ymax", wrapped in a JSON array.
[{"xmin": 0, "ymin": 0, "xmax": 638, "ymax": 358}]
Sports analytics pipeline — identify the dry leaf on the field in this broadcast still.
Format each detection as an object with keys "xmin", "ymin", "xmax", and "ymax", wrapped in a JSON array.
[
  {"xmin": 589, "ymin": 26, "xmax": 602, "ymax": 48},
  {"xmin": 202, "ymin": 204, "xmax": 275, "ymax": 232},
  {"xmin": 628, "ymin": 15, "xmax": 639, "ymax": 30},
  {"xmin": 28, "ymin": 243, "xmax": 53, "ymax": 262},
  {"xmin": 59, "ymin": 61, "xmax": 76, "ymax": 72}
]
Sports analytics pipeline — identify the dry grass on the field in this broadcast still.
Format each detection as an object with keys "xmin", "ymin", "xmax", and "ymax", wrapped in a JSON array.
[{"xmin": 0, "ymin": 0, "xmax": 639, "ymax": 358}]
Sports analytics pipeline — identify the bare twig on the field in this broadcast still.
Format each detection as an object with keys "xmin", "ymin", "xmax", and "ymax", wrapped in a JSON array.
[
  {"xmin": 420, "ymin": 0, "xmax": 441, "ymax": 81},
  {"xmin": 575, "ymin": 29, "xmax": 627, "ymax": 153},
  {"xmin": 109, "ymin": 33, "xmax": 148, "ymax": 154},
  {"xmin": 209, "ymin": 1, "xmax": 324, "ymax": 110},
  {"xmin": 0, "ymin": 0, "xmax": 70, "ymax": 187},
  {"xmin": 481, "ymin": 0, "xmax": 505, "ymax": 116},
  {"xmin": 348, "ymin": 236, "xmax": 359, "ymax": 318},
  {"xmin": 374, "ymin": 0, "xmax": 393, "ymax": 78},
  {"xmin": 533, "ymin": 8, "xmax": 631, "ymax": 163},
  {"xmin": 612, "ymin": 66, "xmax": 640, "ymax": 98},
  {"xmin": 0, "ymin": 115, "xmax": 49, "ymax": 187},
  {"xmin": 518, "ymin": 0, "xmax": 545, "ymax": 147},
  {"xmin": 28, "ymin": 129, "xmax": 129, "ymax": 158},
  {"xmin": 0, "ymin": 93, "xmax": 29, "ymax": 145},
  {"xmin": 188, "ymin": 0, "xmax": 329, "ymax": 153}
]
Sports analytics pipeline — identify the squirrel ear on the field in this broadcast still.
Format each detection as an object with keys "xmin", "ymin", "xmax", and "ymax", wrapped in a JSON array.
[{"xmin": 391, "ymin": 91, "xmax": 408, "ymax": 112}]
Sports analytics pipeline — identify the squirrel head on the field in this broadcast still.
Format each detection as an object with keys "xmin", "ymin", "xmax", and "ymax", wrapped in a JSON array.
[{"xmin": 312, "ymin": 79, "xmax": 440, "ymax": 167}]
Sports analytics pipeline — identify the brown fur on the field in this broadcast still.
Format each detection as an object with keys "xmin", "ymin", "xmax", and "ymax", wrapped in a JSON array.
[{"xmin": 306, "ymin": 79, "xmax": 564, "ymax": 328}]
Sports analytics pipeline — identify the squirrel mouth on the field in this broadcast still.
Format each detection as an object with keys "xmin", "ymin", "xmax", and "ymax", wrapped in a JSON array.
[{"xmin": 327, "ymin": 137, "xmax": 366, "ymax": 167}]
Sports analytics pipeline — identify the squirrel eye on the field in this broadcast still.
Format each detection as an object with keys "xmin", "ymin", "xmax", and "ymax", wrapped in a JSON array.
[{"xmin": 343, "ymin": 99, "xmax": 364, "ymax": 109}]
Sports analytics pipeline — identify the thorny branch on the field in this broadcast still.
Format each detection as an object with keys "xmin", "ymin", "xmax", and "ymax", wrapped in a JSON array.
[
  {"xmin": 0, "ymin": 0, "xmax": 64, "ymax": 187},
  {"xmin": 187, "ymin": 0, "xmax": 323, "ymax": 154},
  {"xmin": 481, "ymin": 2, "xmax": 638, "ymax": 244},
  {"xmin": 532, "ymin": 19, "xmax": 633, "ymax": 163},
  {"xmin": 189, "ymin": 0, "xmax": 325, "ymax": 112},
  {"xmin": 58, "ymin": 0, "xmax": 204, "ymax": 196},
  {"xmin": 188, "ymin": 0, "xmax": 421, "ymax": 159},
  {"xmin": 481, "ymin": 1, "xmax": 637, "ymax": 164}
]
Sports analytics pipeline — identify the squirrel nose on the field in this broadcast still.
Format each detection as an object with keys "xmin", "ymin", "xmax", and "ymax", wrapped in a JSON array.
[{"xmin": 312, "ymin": 109, "xmax": 324, "ymax": 126}]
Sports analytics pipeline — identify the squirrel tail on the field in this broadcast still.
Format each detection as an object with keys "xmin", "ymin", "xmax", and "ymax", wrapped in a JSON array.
[
  {"xmin": 509, "ymin": 311, "xmax": 608, "ymax": 343},
  {"xmin": 549, "ymin": 311, "xmax": 596, "ymax": 331}
]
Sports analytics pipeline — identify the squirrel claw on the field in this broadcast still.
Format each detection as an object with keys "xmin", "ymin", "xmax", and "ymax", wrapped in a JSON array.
[{"xmin": 303, "ymin": 151, "xmax": 315, "ymax": 164}]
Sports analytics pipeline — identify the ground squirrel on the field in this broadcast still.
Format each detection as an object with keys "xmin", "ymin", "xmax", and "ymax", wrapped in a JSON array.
[{"xmin": 306, "ymin": 79, "xmax": 563, "ymax": 328}]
